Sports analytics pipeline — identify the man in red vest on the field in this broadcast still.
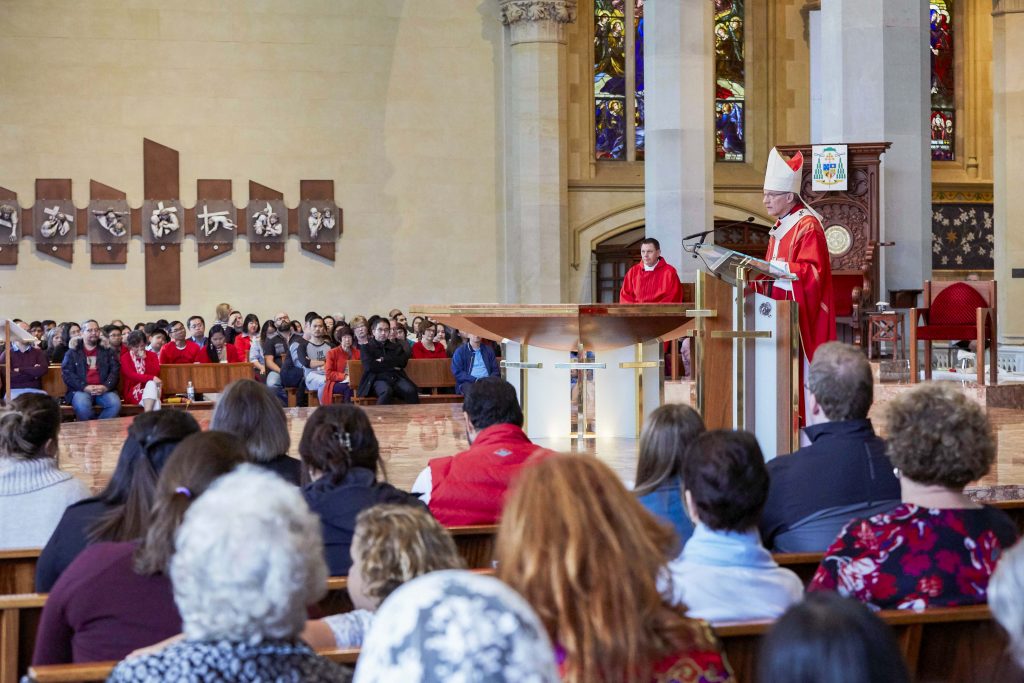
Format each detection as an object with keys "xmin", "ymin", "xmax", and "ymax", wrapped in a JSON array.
[
  {"xmin": 411, "ymin": 377, "xmax": 553, "ymax": 526},
  {"xmin": 619, "ymin": 237, "xmax": 684, "ymax": 304}
]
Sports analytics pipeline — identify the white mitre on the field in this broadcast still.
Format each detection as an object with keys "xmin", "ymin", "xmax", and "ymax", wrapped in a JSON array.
[{"xmin": 764, "ymin": 147, "xmax": 803, "ymax": 193}]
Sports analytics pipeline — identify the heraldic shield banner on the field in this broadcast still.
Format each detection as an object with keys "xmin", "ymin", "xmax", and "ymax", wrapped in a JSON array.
[{"xmin": 812, "ymin": 144, "xmax": 848, "ymax": 192}]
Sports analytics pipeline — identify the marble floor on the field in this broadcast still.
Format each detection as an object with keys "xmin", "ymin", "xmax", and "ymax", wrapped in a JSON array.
[{"xmin": 56, "ymin": 381, "xmax": 1024, "ymax": 501}]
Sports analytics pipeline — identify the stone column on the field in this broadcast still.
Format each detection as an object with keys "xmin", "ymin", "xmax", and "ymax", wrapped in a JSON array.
[
  {"xmin": 499, "ymin": 0, "xmax": 576, "ymax": 303},
  {"xmin": 819, "ymin": 0, "xmax": 931, "ymax": 293},
  {"xmin": 993, "ymin": 0, "xmax": 1024, "ymax": 339},
  {"xmin": 644, "ymin": 0, "xmax": 714, "ymax": 281}
]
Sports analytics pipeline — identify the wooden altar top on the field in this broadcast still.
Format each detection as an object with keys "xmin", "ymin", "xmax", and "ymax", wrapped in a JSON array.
[{"xmin": 409, "ymin": 303, "xmax": 694, "ymax": 351}]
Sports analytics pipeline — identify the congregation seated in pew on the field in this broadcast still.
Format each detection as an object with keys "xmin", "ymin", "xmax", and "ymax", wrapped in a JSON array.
[
  {"xmin": 356, "ymin": 318, "xmax": 419, "ymax": 405},
  {"xmin": 354, "ymin": 570, "xmax": 557, "ymax": 682},
  {"xmin": 496, "ymin": 455, "xmax": 734, "ymax": 683},
  {"xmin": 61, "ymin": 321, "xmax": 121, "ymax": 421},
  {"xmin": 35, "ymin": 411, "xmax": 200, "ymax": 592},
  {"xmin": 760, "ymin": 342, "xmax": 901, "ymax": 552},
  {"xmin": 302, "ymin": 504, "xmax": 464, "ymax": 651},
  {"xmin": 0, "ymin": 394, "xmax": 88, "ymax": 551},
  {"xmin": 210, "ymin": 379, "xmax": 302, "ymax": 486},
  {"xmin": 809, "ymin": 382, "xmax": 1020, "ymax": 610},
  {"xmin": 299, "ymin": 404, "xmax": 425, "ymax": 575},
  {"xmin": 633, "ymin": 404, "xmax": 705, "ymax": 546},
  {"xmin": 757, "ymin": 592, "xmax": 911, "ymax": 683},
  {"xmin": 665, "ymin": 430, "xmax": 804, "ymax": 623},
  {"xmin": 32, "ymin": 432, "xmax": 245, "ymax": 665},
  {"xmin": 109, "ymin": 466, "xmax": 352, "ymax": 683},
  {"xmin": 411, "ymin": 377, "xmax": 555, "ymax": 526}
]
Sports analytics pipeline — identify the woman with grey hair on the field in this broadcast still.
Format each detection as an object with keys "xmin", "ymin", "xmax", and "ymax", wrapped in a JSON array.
[
  {"xmin": 354, "ymin": 570, "xmax": 558, "ymax": 682},
  {"xmin": 809, "ymin": 382, "xmax": 1018, "ymax": 610},
  {"xmin": 210, "ymin": 378, "xmax": 301, "ymax": 485},
  {"xmin": 109, "ymin": 465, "xmax": 351, "ymax": 682}
]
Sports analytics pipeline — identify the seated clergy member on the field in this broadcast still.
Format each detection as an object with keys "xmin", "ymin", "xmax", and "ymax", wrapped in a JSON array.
[
  {"xmin": 666, "ymin": 430, "xmax": 803, "ymax": 623},
  {"xmin": 357, "ymin": 318, "xmax": 420, "ymax": 405},
  {"xmin": 61, "ymin": 319, "xmax": 121, "ymax": 421},
  {"xmin": 158, "ymin": 320, "xmax": 201, "ymax": 365},
  {"xmin": 412, "ymin": 377, "xmax": 554, "ymax": 525},
  {"xmin": 760, "ymin": 342, "xmax": 901, "ymax": 552},
  {"xmin": 108, "ymin": 466, "xmax": 351, "ymax": 683},
  {"xmin": 618, "ymin": 237, "xmax": 683, "ymax": 303},
  {"xmin": 450, "ymin": 333, "xmax": 500, "ymax": 395},
  {"xmin": 809, "ymin": 383, "xmax": 1019, "ymax": 610},
  {"xmin": 121, "ymin": 331, "xmax": 162, "ymax": 412}
]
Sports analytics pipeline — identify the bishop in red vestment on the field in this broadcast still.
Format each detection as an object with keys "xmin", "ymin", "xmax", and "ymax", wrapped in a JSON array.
[
  {"xmin": 760, "ymin": 148, "xmax": 836, "ymax": 364},
  {"xmin": 619, "ymin": 237, "xmax": 683, "ymax": 304}
]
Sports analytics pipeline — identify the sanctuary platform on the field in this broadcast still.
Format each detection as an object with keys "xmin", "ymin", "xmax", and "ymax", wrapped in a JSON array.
[{"xmin": 56, "ymin": 375, "xmax": 1024, "ymax": 504}]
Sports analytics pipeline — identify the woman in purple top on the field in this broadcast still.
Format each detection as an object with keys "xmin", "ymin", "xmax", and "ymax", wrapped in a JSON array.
[{"xmin": 32, "ymin": 432, "xmax": 245, "ymax": 665}]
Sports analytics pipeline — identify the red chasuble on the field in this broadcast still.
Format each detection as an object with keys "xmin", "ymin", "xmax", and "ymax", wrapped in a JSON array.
[
  {"xmin": 763, "ymin": 203, "xmax": 836, "ymax": 362},
  {"xmin": 619, "ymin": 257, "xmax": 683, "ymax": 303}
]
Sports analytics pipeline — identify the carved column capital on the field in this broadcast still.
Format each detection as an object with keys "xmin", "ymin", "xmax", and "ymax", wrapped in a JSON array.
[
  {"xmin": 993, "ymin": 0, "xmax": 1024, "ymax": 15},
  {"xmin": 499, "ymin": 0, "xmax": 578, "ymax": 44}
]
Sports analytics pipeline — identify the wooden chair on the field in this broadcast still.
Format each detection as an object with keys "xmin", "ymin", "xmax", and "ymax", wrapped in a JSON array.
[
  {"xmin": 910, "ymin": 280, "xmax": 997, "ymax": 386},
  {"xmin": 831, "ymin": 241, "xmax": 882, "ymax": 347}
]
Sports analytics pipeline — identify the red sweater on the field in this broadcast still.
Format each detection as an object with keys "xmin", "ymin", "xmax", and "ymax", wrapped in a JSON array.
[
  {"xmin": 618, "ymin": 257, "xmax": 683, "ymax": 303},
  {"xmin": 158, "ymin": 341, "xmax": 201, "ymax": 365},
  {"xmin": 411, "ymin": 341, "xmax": 447, "ymax": 359},
  {"xmin": 120, "ymin": 351, "xmax": 160, "ymax": 405},
  {"xmin": 428, "ymin": 423, "xmax": 554, "ymax": 526}
]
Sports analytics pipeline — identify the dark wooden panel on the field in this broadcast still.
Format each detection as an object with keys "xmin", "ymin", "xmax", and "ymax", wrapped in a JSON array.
[
  {"xmin": 143, "ymin": 140, "xmax": 181, "ymax": 305},
  {"xmin": 34, "ymin": 180, "xmax": 74, "ymax": 264},
  {"xmin": 142, "ymin": 139, "xmax": 179, "ymax": 200},
  {"xmin": 302, "ymin": 241, "xmax": 335, "ymax": 259},
  {"xmin": 0, "ymin": 186, "xmax": 19, "ymax": 265},
  {"xmin": 89, "ymin": 180, "xmax": 128, "ymax": 265},
  {"xmin": 197, "ymin": 179, "xmax": 231, "ymax": 199},
  {"xmin": 196, "ymin": 180, "xmax": 235, "ymax": 263},
  {"xmin": 144, "ymin": 244, "xmax": 181, "ymax": 305},
  {"xmin": 249, "ymin": 181, "xmax": 285, "ymax": 264}
]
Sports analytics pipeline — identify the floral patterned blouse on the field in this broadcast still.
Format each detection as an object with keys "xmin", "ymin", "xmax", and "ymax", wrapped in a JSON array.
[
  {"xmin": 556, "ymin": 619, "xmax": 735, "ymax": 683},
  {"xmin": 808, "ymin": 503, "xmax": 1019, "ymax": 611}
]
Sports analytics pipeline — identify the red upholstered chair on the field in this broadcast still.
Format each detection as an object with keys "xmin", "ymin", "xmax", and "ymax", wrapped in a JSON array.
[{"xmin": 909, "ymin": 280, "xmax": 997, "ymax": 386}]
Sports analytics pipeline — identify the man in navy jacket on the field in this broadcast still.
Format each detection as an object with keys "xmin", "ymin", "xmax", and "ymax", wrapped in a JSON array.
[
  {"xmin": 61, "ymin": 320, "xmax": 121, "ymax": 420},
  {"xmin": 451, "ymin": 334, "xmax": 500, "ymax": 395}
]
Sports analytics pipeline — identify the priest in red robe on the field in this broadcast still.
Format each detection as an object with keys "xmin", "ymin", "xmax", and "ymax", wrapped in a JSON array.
[{"xmin": 619, "ymin": 238, "xmax": 683, "ymax": 303}]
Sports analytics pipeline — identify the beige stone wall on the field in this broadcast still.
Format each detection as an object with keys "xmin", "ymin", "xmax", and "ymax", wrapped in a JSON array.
[{"xmin": 0, "ymin": 0, "xmax": 505, "ymax": 322}]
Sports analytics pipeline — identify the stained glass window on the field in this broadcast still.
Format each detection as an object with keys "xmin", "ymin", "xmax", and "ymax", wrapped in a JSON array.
[
  {"xmin": 714, "ymin": 0, "xmax": 745, "ymax": 162},
  {"xmin": 594, "ymin": 0, "xmax": 644, "ymax": 161},
  {"xmin": 930, "ymin": 1, "xmax": 955, "ymax": 161}
]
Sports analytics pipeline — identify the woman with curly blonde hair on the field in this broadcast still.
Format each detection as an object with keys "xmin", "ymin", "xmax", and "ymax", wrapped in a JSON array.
[
  {"xmin": 302, "ymin": 504, "xmax": 464, "ymax": 650},
  {"xmin": 496, "ymin": 455, "xmax": 733, "ymax": 683},
  {"xmin": 809, "ymin": 382, "xmax": 1019, "ymax": 610}
]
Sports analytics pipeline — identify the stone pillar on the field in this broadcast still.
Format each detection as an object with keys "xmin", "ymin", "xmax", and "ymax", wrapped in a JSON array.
[
  {"xmin": 993, "ymin": 0, "xmax": 1024, "ymax": 340},
  {"xmin": 819, "ymin": 0, "xmax": 931, "ymax": 293},
  {"xmin": 499, "ymin": 0, "xmax": 575, "ymax": 303},
  {"xmin": 644, "ymin": 0, "xmax": 714, "ymax": 281}
]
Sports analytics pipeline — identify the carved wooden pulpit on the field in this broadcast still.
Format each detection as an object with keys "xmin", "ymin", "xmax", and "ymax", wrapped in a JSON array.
[{"xmin": 409, "ymin": 305, "xmax": 689, "ymax": 439}]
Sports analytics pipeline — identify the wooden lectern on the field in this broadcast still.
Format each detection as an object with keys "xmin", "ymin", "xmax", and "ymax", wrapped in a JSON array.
[
  {"xmin": 684, "ymin": 243, "xmax": 801, "ymax": 459},
  {"xmin": 409, "ymin": 305, "xmax": 690, "ymax": 439}
]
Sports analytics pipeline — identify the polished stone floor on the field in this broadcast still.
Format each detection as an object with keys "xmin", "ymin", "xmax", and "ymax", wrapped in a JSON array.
[{"xmin": 56, "ymin": 382, "xmax": 1024, "ymax": 500}]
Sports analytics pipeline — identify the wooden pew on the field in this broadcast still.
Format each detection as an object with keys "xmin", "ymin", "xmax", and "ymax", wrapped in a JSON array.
[
  {"xmin": 714, "ymin": 605, "xmax": 1019, "ymax": 683},
  {"xmin": 773, "ymin": 552, "xmax": 823, "ymax": 586},
  {"xmin": 449, "ymin": 524, "xmax": 498, "ymax": 569},
  {"xmin": 346, "ymin": 359, "xmax": 462, "ymax": 406},
  {"xmin": 157, "ymin": 362, "xmax": 252, "ymax": 399},
  {"xmin": 23, "ymin": 606, "xmax": 1019, "ymax": 683},
  {"xmin": 0, "ymin": 550, "xmax": 39, "ymax": 596},
  {"xmin": 25, "ymin": 647, "xmax": 360, "ymax": 682},
  {"xmin": 0, "ymin": 593, "xmax": 46, "ymax": 683}
]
